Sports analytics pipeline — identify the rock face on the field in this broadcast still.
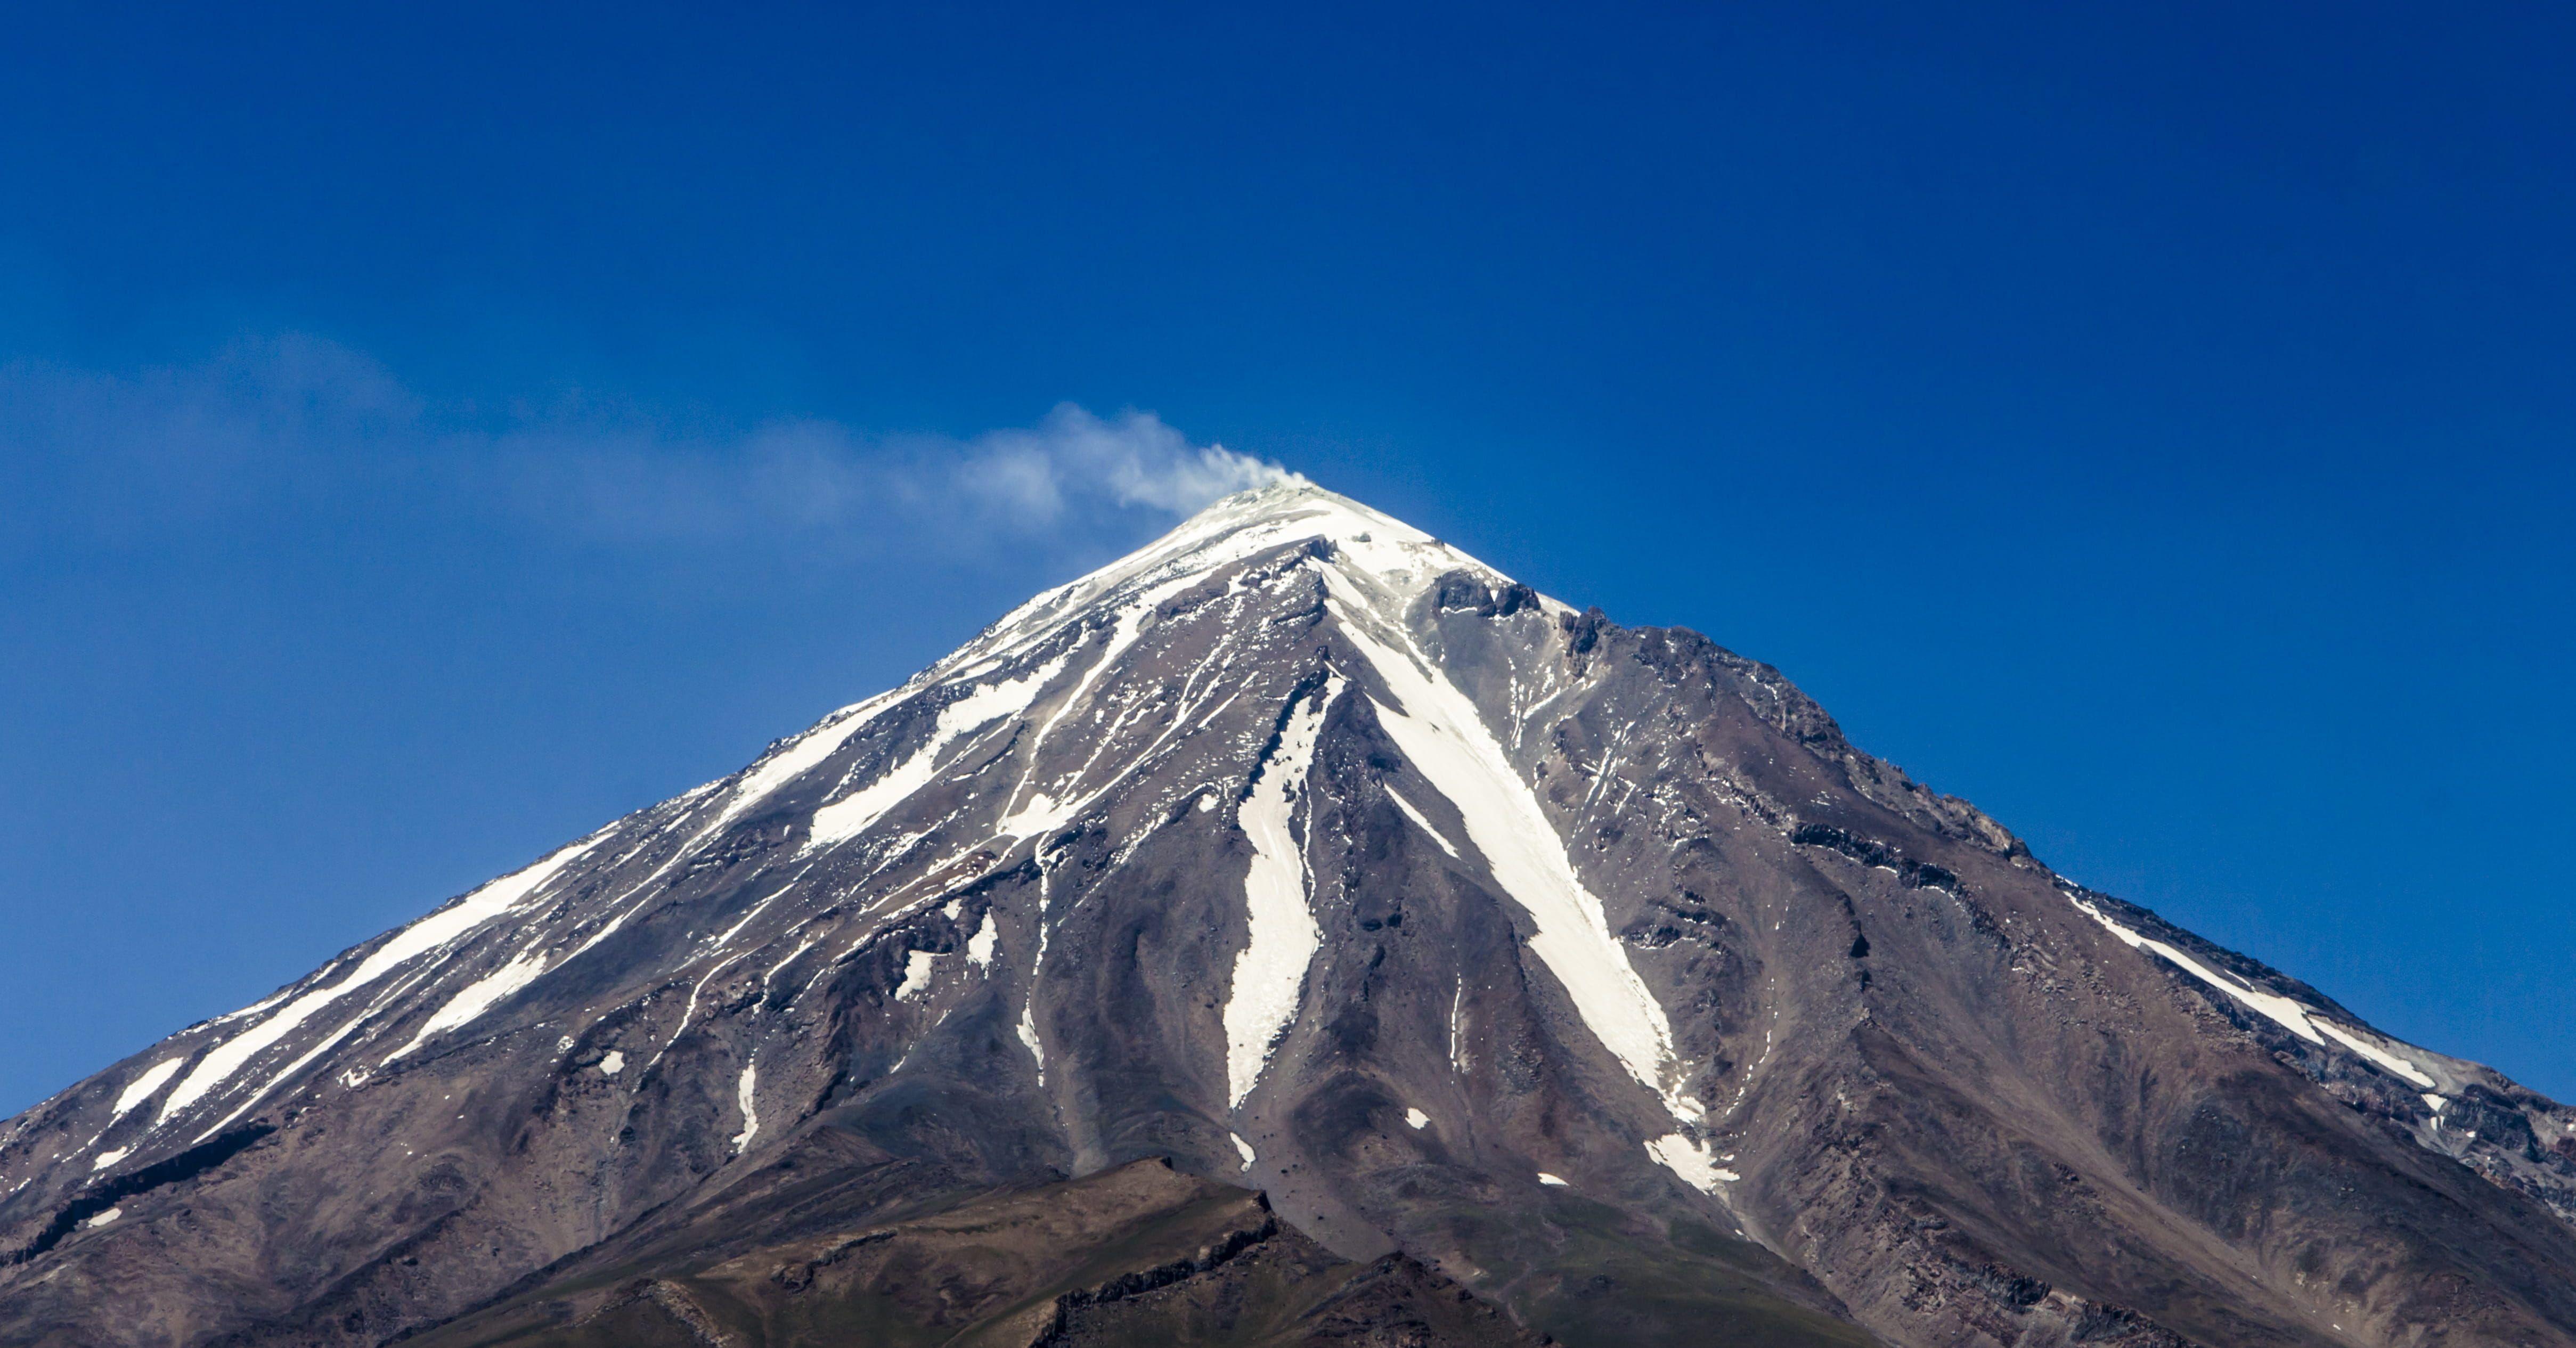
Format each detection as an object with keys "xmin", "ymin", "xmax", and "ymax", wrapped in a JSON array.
[{"xmin": 4, "ymin": 480, "xmax": 2573, "ymax": 1347}]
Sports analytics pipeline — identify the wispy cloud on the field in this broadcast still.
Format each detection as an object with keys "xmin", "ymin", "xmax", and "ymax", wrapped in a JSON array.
[{"xmin": 0, "ymin": 333, "xmax": 1293, "ymax": 565}]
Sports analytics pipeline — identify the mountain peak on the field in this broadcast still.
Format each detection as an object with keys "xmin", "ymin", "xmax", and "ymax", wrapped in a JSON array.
[
  {"xmin": 922, "ymin": 475, "xmax": 1545, "ymax": 691},
  {"xmin": 1165, "ymin": 474, "xmax": 1436, "ymax": 564},
  {"xmin": 10, "ymin": 475, "xmax": 2576, "ymax": 1348}
]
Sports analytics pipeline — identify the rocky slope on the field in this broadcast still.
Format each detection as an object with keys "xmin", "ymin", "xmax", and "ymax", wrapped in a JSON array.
[
  {"xmin": 405, "ymin": 1157, "xmax": 1543, "ymax": 1348},
  {"xmin": 4, "ymin": 481, "xmax": 2571, "ymax": 1347}
]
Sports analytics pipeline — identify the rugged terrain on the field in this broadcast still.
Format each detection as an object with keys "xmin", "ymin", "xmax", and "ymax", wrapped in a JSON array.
[{"xmin": 5, "ymin": 481, "xmax": 2572, "ymax": 1347}]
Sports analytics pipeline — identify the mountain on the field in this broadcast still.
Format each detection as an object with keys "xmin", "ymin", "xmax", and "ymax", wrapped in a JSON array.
[{"xmin": 5, "ymin": 480, "xmax": 2573, "ymax": 1348}]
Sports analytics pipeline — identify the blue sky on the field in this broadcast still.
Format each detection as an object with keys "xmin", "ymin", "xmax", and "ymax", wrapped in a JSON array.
[{"xmin": 4, "ymin": 2, "xmax": 2571, "ymax": 1114}]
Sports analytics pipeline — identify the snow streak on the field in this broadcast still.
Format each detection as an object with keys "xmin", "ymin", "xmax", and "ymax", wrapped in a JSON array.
[
  {"xmin": 1224, "ymin": 672, "xmax": 1346, "ymax": 1108},
  {"xmin": 2067, "ymin": 894, "xmax": 2437, "ymax": 1089},
  {"xmin": 1322, "ymin": 569, "xmax": 1698, "ymax": 1126},
  {"xmin": 730, "ymin": 1061, "xmax": 760, "ymax": 1152},
  {"xmin": 159, "ymin": 833, "xmax": 607, "ymax": 1124}
]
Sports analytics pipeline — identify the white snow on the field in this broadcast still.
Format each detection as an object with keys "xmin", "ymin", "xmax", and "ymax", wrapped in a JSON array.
[
  {"xmin": 1405, "ymin": 1107, "xmax": 1430, "ymax": 1130},
  {"xmin": 1385, "ymin": 788, "xmax": 1461, "ymax": 858},
  {"xmin": 2316, "ymin": 1021, "xmax": 2440, "ymax": 1089},
  {"xmin": 1016, "ymin": 1010, "xmax": 1045, "ymax": 1080},
  {"xmin": 806, "ymin": 654, "xmax": 1072, "ymax": 853},
  {"xmin": 206, "ymin": 1010, "xmax": 376, "ymax": 1135},
  {"xmin": 1232, "ymin": 1133, "xmax": 1257, "ymax": 1170},
  {"xmin": 83, "ymin": 1207, "xmax": 121, "ymax": 1229},
  {"xmin": 2068, "ymin": 896, "xmax": 2439, "ymax": 1089},
  {"xmin": 1019, "ymin": 864, "xmax": 1056, "ymax": 1083},
  {"xmin": 965, "ymin": 910, "xmax": 999, "ymax": 968},
  {"xmin": 111, "ymin": 1059, "xmax": 184, "ymax": 1120},
  {"xmin": 90, "ymin": 1148, "xmax": 128, "ymax": 1171},
  {"xmin": 729, "ymin": 1061, "xmax": 760, "ymax": 1152},
  {"xmin": 719, "ymin": 690, "xmax": 904, "ymax": 830},
  {"xmin": 159, "ymin": 832, "xmax": 606, "ymax": 1124},
  {"xmin": 1222, "ymin": 672, "xmax": 1346, "ymax": 1107},
  {"xmin": 1324, "ymin": 571, "xmax": 1697, "ymax": 1125},
  {"xmin": 599, "ymin": 1050, "xmax": 625, "ymax": 1076},
  {"xmin": 1645, "ymin": 1133, "xmax": 1740, "ymax": 1192},
  {"xmin": 1537, "ymin": 1172, "xmax": 1569, "ymax": 1187},
  {"xmin": 996, "ymin": 572, "xmax": 1209, "ymax": 840},
  {"xmin": 208, "ymin": 990, "xmax": 290, "ymax": 1027},
  {"xmin": 920, "ymin": 480, "xmax": 1544, "ymax": 712},
  {"xmin": 895, "ymin": 949, "xmax": 941, "ymax": 1001},
  {"xmin": 708, "ymin": 869, "xmax": 813, "ymax": 955},
  {"xmin": 2422, "ymin": 1092, "xmax": 2445, "ymax": 1112},
  {"xmin": 1448, "ymin": 979, "xmax": 1467, "ymax": 1072},
  {"xmin": 386, "ymin": 948, "xmax": 550, "ymax": 1063},
  {"xmin": 2070, "ymin": 897, "xmax": 2324, "ymax": 1044}
]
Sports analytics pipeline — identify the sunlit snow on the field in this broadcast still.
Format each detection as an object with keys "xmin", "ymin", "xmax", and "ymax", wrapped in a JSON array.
[
  {"xmin": 729, "ymin": 1062, "xmax": 759, "ymax": 1152},
  {"xmin": 1324, "ymin": 570, "xmax": 1697, "ymax": 1128},
  {"xmin": 159, "ymin": 832, "xmax": 607, "ymax": 1125},
  {"xmin": 805, "ymin": 652, "xmax": 1074, "ymax": 853},
  {"xmin": 895, "ymin": 950, "xmax": 941, "ymax": 1001},
  {"xmin": 1646, "ymin": 1133, "xmax": 1740, "ymax": 1192},
  {"xmin": 110, "ymin": 1059, "xmax": 184, "ymax": 1120},
  {"xmin": 1385, "ymin": 788, "xmax": 1461, "ymax": 859},
  {"xmin": 965, "ymin": 910, "xmax": 998, "ymax": 968},
  {"xmin": 1224, "ymin": 672, "xmax": 1346, "ymax": 1107},
  {"xmin": 2068, "ymin": 895, "xmax": 2438, "ymax": 1088}
]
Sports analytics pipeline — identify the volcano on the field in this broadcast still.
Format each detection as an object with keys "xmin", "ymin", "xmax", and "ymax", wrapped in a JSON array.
[{"xmin": 6, "ymin": 481, "xmax": 2573, "ymax": 1347}]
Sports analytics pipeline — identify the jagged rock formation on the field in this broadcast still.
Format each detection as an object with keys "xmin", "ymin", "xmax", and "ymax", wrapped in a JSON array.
[{"xmin": 4, "ymin": 481, "xmax": 2572, "ymax": 1347}]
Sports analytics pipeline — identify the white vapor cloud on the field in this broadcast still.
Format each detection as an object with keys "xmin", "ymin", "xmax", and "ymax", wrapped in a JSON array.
[
  {"xmin": 0, "ymin": 335, "xmax": 1294, "ymax": 563},
  {"xmin": 963, "ymin": 404, "xmax": 1289, "ymax": 519}
]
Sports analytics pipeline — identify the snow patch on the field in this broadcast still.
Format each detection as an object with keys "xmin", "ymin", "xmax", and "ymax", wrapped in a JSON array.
[
  {"xmin": 2068, "ymin": 896, "xmax": 2438, "ymax": 1088},
  {"xmin": 91, "ymin": 1148, "xmax": 128, "ymax": 1171},
  {"xmin": 896, "ymin": 949, "xmax": 941, "ymax": 1001},
  {"xmin": 1016, "ymin": 1011, "xmax": 1045, "ymax": 1080},
  {"xmin": 1385, "ymin": 788, "xmax": 1461, "ymax": 858},
  {"xmin": 1537, "ymin": 1172, "xmax": 1568, "ymax": 1187},
  {"xmin": 965, "ymin": 910, "xmax": 999, "ymax": 968},
  {"xmin": 806, "ymin": 653, "xmax": 1073, "ymax": 853},
  {"xmin": 997, "ymin": 573, "xmax": 1209, "ymax": 840},
  {"xmin": 1232, "ymin": 1133, "xmax": 1256, "ymax": 1170},
  {"xmin": 1222, "ymin": 672, "xmax": 1346, "ymax": 1107},
  {"xmin": 111, "ymin": 1059, "xmax": 184, "ymax": 1120},
  {"xmin": 159, "ymin": 833, "xmax": 606, "ymax": 1124},
  {"xmin": 386, "ymin": 948, "xmax": 550, "ymax": 1063},
  {"xmin": 729, "ymin": 1062, "xmax": 760, "ymax": 1151},
  {"xmin": 1405, "ymin": 1107, "xmax": 1430, "ymax": 1130},
  {"xmin": 599, "ymin": 1051, "xmax": 625, "ymax": 1076},
  {"xmin": 1646, "ymin": 1133, "xmax": 1740, "ymax": 1192},
  {"xmin": 721, "ymin": 690, "xmax": 903, "ymax": 828},
  {"xmin": 84, "ymin": 1207, "xmax": 121, "ymax": 1229},
  {"xmin": 2317, "ymin": 1020, "xmax": 2440, "ymax": 1090}
]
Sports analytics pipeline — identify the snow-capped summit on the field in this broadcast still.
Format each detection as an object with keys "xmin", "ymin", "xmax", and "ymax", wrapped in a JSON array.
[{"xmin": 6, "ymin": 480, "xmax": 2574, "ymax": 1347}]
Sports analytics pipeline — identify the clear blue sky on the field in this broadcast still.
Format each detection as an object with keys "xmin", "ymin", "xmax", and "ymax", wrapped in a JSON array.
[{"xmin": 4, "ymin": 2, "xmax": 2571, "ymax": 1115}]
